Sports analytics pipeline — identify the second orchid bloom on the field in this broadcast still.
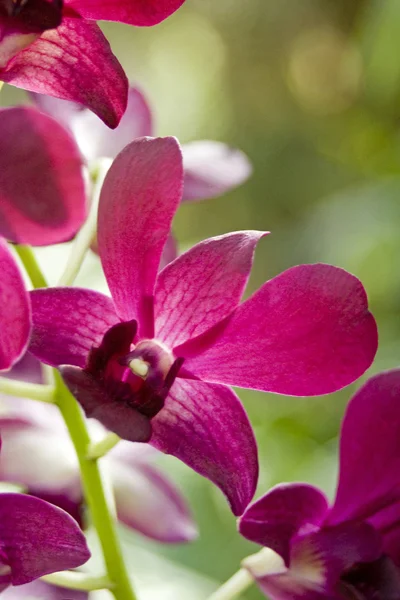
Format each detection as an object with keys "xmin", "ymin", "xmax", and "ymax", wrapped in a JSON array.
[
  {"xmin": 28, "ymin": 136, "xmax": 378, "ymax": 516},
  {"xmin": 239, "ymin": 370, "xmax": 400, "ymax": 599}
]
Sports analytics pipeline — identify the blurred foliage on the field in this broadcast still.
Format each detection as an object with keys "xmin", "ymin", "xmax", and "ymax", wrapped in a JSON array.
[{"xmin": 4, "ymin": 0, "xmax": 400, "ymax": 597}]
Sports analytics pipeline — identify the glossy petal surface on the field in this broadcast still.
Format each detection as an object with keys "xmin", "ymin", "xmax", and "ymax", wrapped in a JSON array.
[
  {"xmin": 328, "ymin": 370, "xmax": 400, "ymax": 528},
  {"xmin": 182, "ymin": 141, "xmax": 252, "ymax": 202},
  {"xmin": 239, "ymin": 483, "xmax": 329, "ymax": 564},
  {"xmin": 0, "ymin": 240, "xmax": 31, "ymax": 370},
  {"xmin": 98, "ymin": 137, "xmax": 183, "ymax": 335},
  {"xmin": 0, "ymin": 107, "xmax": 86, "ymax": 245},
  {"xmin": 0, "ymin": 493, "xmax": 90, "ymax": 584},
  {"xmin": 177, "ymin": 264, "xmax": 377, "ymax": 395},
  {"xmin": 155, "ymin": 231, "xmax": 266, "ymax": 348},
  {"xmin": 1, "ymin": 580, "xmax": 87, "ymax": 599},
  {"xmin": 112, "ymin": 457, "xmax": 197, "ymax": 542},
  {"xmin": 150, "ymin": 378, "xmax": 258, "ymax": 516},
  {"xmin": 1, "ymin": 18, "xmax": 128, "ymax": 128},
  {"xmin": 64, "ymin": 0, "xmax": 185, "ymax": 25},
  {"xmin": 29, "ymin": 288, "xmax": 119, "ymax": 367}
]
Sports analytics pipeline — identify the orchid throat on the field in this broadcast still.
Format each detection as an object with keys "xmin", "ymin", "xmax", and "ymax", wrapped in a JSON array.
[
  {"xmin": 0, "ymin": 0, "xmax": 63, "ymax": 30},
  {"xmin": 87, "ymin": 320, "xmax": 184, "ymax": 420}
]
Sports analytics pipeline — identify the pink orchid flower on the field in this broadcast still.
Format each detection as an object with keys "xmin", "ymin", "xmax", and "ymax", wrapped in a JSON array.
[
  {"xmin": 0, "ymin": 0, "xmax": 183, "ymax": 126},
  {"xmin": 239, "ymin": 370, "xmax": 400, "ymax": 600},
  {"xmin": 28, "ymin": 136, "xmax": 377, "ymax": 516}
]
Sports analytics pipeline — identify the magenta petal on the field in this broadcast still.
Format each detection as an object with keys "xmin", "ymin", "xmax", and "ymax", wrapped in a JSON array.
[
  {"xmin": 327, "ymin": 369, "xmax": 400, "ymax": 527},
  {"xmin": 0, "ymin": 493, "xmax": 90, "ymax": 584},
  {"xmin": 98, "ymin": 137, "xmax": 183, "ymax": 334},
  {"xmin": 111, "ymin": 457, "xmax": 197, "ymax": 542},
  {"xmin": 64, "ymin": 0, "xmax": 185, "ymax": 25},
  {"xmin": 0, "ymin": 240, "xmax": 31, "ymax": 371},
  {"xmin": 239, "ymin": 483, "xmax": 329, "ymax": 564},
  {"xmin": 1, "ymin": 580, "xmax": 87, "ymax": 599},
  {"xmin": 177, "ymin": 264, "xmax": 377, "ymax": 396},
  {"xmin": 0, "ymin": 106, "xmax": 86, "ymax": 245},
  {"xmin": 182, "ymin": 141, "xmax": 253, "ymax": 202},
  {"xmin": 61, "ymin": 366, "xmax": 152, "ymax": 442},
  {"xmin": 29, "ymin": 288, "xmax": 119, "ymax": 367},
  {"xmin": 150, "ymin": 378, "xmax": 258, "ymax": 516},
  {"xmin": 1, "ymin": 18, "xmax": 128, "ymax": 128},
  {"xmin": 155, "ymin": 231, "xmax": 266, "ymax": 348}
]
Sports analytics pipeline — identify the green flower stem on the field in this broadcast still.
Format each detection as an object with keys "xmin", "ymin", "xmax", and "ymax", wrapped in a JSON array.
[
  {"xmin": 0, "ymin": 378, "xmax": 55, "ymax": 403},
  {"xmin": 42, "ymin": 571, "xmax": 112, "ymax": 591},
  {"xmin": 58, "ymin": 158, "xmax": 112, "ymax": 286},
  {"xmin": 207, "ymin": 569, "xmax": 254, "ymax": 600},
  {"xmin": 16, "ymin": 242, "xmax": 136, "ymax": 598},
  {"xmin": 14, "ymin": 245, "xmax": 48, "ymax": 288},
  {"xmin": 87, "ymin": 432, "xmax": 121, "ymax": 460},
  {"xmin": 54, "ymin": 370, "xmax": 137, "ymax": 600}
]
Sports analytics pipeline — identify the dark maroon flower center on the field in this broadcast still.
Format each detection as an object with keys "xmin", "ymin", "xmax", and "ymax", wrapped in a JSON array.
[
  {"xmin": 338, "ymin": 555, "xmax": 400, "ymax": 600},
  {"xmin": 86, "ymin": 320, "xmax": 184, "ymax": 421},
  {"xmin": 0, "ymin": 0, "xmax": 63, "ymax": 32}
]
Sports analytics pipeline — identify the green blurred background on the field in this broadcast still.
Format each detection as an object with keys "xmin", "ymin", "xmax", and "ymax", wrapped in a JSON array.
[{"xmin": 3, "ymin": 0, "xmax": 400, "ymax": 597}]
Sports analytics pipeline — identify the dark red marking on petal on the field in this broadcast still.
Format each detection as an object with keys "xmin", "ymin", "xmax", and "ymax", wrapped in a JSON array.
[{"xmin": 0, "ymin": 0, "xmax": 63, "ymax": 33}]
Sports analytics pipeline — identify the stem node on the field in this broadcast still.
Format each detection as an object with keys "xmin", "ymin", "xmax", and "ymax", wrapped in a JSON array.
[{"xmin": 87, "ymin": 432, "xmax": 121, "ymax": 460}]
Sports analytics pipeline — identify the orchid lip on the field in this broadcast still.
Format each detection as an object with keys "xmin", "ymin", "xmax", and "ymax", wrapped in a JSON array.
[
  {"xmin": 85, "ymin": 321, "xmax": 184, "ymax": 421},
  {"xmin": 118, "ymin": 340, "xmax": 184, "ymax": 419}
]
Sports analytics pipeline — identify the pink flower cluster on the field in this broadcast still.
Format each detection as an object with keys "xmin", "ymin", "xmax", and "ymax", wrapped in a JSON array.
[{"xmin": 0, "ymin": 2, "xmax": 398, "ymax": 599}]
